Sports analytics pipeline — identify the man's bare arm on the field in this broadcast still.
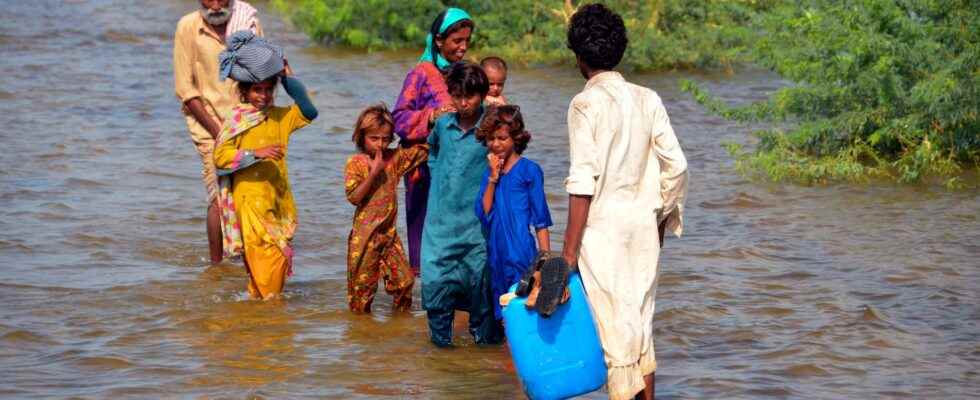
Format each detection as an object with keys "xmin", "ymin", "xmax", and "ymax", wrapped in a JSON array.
[
  {"xmin": 185, "ymin": 98, "xmax": 221, "ymax": 139},
  {"xmin": 561, "ymin": 194, "xmax": 592, "ymax": 266}
]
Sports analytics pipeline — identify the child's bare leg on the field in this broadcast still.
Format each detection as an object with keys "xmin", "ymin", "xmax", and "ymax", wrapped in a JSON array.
[{"xmin": 207, "ymin": 200, "xmax": 222, "ymax": 265}]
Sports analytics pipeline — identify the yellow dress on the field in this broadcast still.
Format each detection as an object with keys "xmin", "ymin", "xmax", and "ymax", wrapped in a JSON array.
[{"xmin": 214, "ymin": 104, "xmax": 310, "ymax": 299}]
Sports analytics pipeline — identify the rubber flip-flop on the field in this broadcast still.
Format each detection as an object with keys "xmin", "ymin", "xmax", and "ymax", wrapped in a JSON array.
[
  {"xmin": 535, "ymin": 256, "xmax": 570, "ymax": 317},
  {"xmin": 515, "ymin": 263, "xmax": 538, "ymax": 297},
  {"xmin": 524, "ymin": 271, "xmax": 542, "ymax": 309}
]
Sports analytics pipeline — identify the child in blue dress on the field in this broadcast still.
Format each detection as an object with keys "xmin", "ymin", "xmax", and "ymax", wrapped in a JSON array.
[{"xmin": 475, "ymin": 105, "xmax": 553, "ymax": 321}]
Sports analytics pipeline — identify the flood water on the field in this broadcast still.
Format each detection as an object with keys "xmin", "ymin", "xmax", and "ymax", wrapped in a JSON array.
[{"xmin": 1, "ymin": 0, "xmax": 978, "ymax": 398}]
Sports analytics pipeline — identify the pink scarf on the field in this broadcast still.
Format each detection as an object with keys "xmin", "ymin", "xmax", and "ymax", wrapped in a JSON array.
[{"xmin": 215, "ymin": 104, "xmax": 266, "ymax": 258}]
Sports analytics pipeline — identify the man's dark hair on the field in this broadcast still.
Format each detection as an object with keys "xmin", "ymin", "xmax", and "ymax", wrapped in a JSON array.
[
  {"xmin": 446, "ymin": 61, "xmax": 489, "ymax": 98},
  {"xmin": 566, "ymin": 3, "xmax": 628, "ymax": 70}
]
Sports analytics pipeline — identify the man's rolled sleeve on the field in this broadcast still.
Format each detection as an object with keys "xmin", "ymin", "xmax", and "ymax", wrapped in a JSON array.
[
  {"xmin": 564, "ymin": 100, "xmax": 599, "ymax": 196},
  {"xmin": 653, "ymin": 101, "xmax": 688, "ymax": 238},
  {"xmin": 173, "ymin": 21, "xmax": 201, "ymax": 103}
]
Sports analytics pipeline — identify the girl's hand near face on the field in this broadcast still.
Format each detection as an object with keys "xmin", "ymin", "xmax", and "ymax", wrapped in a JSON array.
[
  {"xmin": 487, "ymin": 153, "xmax": 503, "ymax": 182},
  {"xmin": 255, "ymin": 145, "xmax": 284, "ymax": 160},
  {"xmin": 481, "ymin": 152, "xmax": 503, "ymax": 215},
  {"xmin": 368, "ymin": 148, "xmax": 386, "ymax": 176}
]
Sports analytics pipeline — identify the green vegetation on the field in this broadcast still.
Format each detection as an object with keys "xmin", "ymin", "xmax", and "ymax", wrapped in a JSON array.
[
  {"xmin": 684, "ymin": 0, "xmax": 979, "ymax": 186},
  {"xmin": 271, "ymin": 0, "xmax": 775, "ymax": 70},
  {"xmin": 273, "ymin": 0, "xmax": 979, "ymax": 186}
]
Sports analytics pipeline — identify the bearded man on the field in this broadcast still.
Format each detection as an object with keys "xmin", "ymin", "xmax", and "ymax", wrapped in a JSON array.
[{"xmin": 173, "ymin": 0, "xmax": 262, "ymax": 265}]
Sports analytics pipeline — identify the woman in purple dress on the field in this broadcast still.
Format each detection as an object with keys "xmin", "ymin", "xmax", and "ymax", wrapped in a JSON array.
[{"xmin": 392, "ymin": 8, "xmax": 474, "ymax": 275}]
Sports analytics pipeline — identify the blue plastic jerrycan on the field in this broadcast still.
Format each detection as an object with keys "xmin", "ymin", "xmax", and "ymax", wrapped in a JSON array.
[{"xmin": 503, "ymin": 272, "xmax": 607, "ymax": 400}]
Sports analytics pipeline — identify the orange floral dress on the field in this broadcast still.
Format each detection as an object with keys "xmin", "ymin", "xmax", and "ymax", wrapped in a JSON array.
[{"xmin": 344, "ymin": 145, "xmax": 428, "ymax": 312}]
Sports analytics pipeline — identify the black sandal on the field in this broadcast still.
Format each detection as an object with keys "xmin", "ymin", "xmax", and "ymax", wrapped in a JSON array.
[{"xmin": 535, "ymin": 256, "xmax": 570, "ymax": 318}]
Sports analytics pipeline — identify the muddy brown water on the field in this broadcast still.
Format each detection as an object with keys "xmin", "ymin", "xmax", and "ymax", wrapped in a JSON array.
[{"xmin": 1, "ymin": 1, "xmax": 978, "ymax": 398}]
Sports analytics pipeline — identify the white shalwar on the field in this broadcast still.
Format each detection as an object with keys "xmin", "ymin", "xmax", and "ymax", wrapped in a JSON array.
[{"xmin": 565, "ymin": 71, "xmax": 688, "ymax": 400}]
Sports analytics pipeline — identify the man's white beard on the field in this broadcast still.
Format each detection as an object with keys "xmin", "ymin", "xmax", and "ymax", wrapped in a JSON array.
[{"xmin": 200, "ymin": 3, "xmax": 233, "ymax": 26}]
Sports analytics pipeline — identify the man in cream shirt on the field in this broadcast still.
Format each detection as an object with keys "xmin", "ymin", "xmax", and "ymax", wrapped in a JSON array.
[
  {"xmin": 173, "ymin": 0, "xmax": 262, "ymax": 265},
  {"xmin": 560, "ymin": 4, "xmax": 689, "ymax": 400}
]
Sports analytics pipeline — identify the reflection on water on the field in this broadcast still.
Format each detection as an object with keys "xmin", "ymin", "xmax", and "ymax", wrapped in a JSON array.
[{"xmin": 1, "ymin": 0, "xmax": 978, "ymax": 398}]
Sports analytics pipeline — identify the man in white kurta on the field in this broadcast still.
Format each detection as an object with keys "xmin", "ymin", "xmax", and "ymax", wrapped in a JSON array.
[
  {"xmin": 565, "ymin": 70, "xmax": 688, "ymax": 398},
  {"xmin": 560, "ymin": 6, "xmax": 688, "ymax": 399}
]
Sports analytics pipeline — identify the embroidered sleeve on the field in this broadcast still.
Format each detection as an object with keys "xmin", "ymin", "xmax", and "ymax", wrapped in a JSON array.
[
  {"xmin": 396, "ymin": 143, "xmax": 429, "ymax": 177},
  {"xmin": 344, "ymin": 155, "xmax": 369, "ymax": 206},
  {"xmin": 393, "ymin": 67, "xmax": 436, "ymax": 142}
]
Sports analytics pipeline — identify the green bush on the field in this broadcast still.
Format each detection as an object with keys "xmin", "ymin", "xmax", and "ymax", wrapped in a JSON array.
[
  {"xmin": 684, "ymin": 0, "xmax": 979, "ymax": 186},
  {"xmin": 270, "ymin": 0, "xmax": 444, "ymax": 49},
  {"xmin": 273, "ymin": 0, "xmax": 979, "ymax": 186},
  {"xmin": 272, "ymin": 0, "xmax": 775, "ymax": 70}
]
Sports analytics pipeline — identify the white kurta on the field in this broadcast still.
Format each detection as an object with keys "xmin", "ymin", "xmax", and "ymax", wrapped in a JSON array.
[{"xmin": 565, "ymin": 71, "xmax": 688, "ymax": 400}]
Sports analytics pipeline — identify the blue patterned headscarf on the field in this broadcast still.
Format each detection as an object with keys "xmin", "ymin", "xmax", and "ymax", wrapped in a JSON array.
[
  {"xmin": 419, "ymin": 8, "xmax": 472, "ymax": 70},
  {"xmin": 219, "ymin": 30, "xmax": 284, "ymax": 82}
]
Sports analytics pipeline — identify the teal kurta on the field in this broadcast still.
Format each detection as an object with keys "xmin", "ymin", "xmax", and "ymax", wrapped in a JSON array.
[{"xmin": 421, "ymin": 108, "xmax": 500, "ymax": 346}]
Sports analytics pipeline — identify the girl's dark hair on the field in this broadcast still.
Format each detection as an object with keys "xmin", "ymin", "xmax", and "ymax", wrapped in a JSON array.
[
  {"xmin": 429, "ymin": 11, "xmax": 474, "ymax": 70},
  {"xmin": 566, "ymin": 3, "xmax": 628, "ymax": 70},
  {"xmin": 446, "ymin": 61, "xmax": 489, "ymax": 98},
  {"xmin": 238, "ymin": 75, "xmax": 280, "ymax": 103},
  {"xmin": 476, "ymin": 105, "xmax": 531, "ymax": 154},
  {"xmin": 352, "ymin": 103, "xmax": 395, "ymax": 152}
]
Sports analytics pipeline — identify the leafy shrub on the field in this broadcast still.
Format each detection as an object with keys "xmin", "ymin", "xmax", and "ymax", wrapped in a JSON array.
[
  {"xmin": 683, "ymin": 0, "xmax": 979, "ymax": 186},
  {"xmin": 273, "ymin": 0, "xmax": 979, "ymax": 186},
  {"xmin": 272, "ymin": 0, "xmax": 775, "ymax": 70}
]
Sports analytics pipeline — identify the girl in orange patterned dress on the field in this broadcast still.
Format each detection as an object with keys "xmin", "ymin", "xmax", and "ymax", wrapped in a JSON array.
[{"xmin": 344, "ymin": 104, "xmax": 428, "ymax": 313}]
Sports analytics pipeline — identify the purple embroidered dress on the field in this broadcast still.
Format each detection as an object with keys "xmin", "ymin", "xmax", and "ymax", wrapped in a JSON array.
[{"xmin": 393, "ymin": 62, "xmax": 453, "ymax": 275}]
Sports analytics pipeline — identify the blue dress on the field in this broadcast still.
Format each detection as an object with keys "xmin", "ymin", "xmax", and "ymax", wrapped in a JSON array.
[
  {"xmin": 421, "ymin": 108, "xmax": 500, "ymax": 346},
  {"xmin": 475, "ymin": 157, "xmax": 553, "ymax": 320}
]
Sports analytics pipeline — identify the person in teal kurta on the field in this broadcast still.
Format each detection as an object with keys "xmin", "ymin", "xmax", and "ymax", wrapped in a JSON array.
[{"xmin": 421, "ymin": 62, "xmax": 502, "ymax": 347}]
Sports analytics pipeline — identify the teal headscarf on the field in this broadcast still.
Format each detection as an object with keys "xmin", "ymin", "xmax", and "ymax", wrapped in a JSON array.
[{"xmin": 419, "ymin": 8, "xmax": 472, "ymax": 70}]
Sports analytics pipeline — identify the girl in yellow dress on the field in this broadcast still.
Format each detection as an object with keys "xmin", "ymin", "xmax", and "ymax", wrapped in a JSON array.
[{"xmin": 212, "ymin": 32, "xmax": 318, "ymax": 300}]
